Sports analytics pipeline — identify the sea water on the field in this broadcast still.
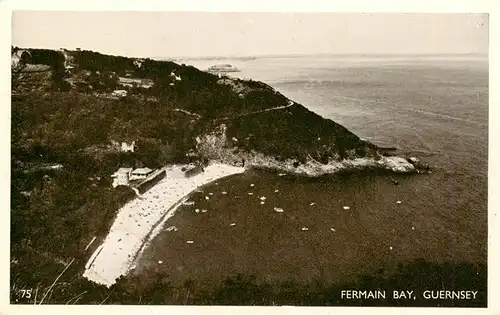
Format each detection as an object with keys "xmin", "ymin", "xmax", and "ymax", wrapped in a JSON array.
[{"xmin": 135, "ymin": 54, "xmax": 488, "ymax": 286}]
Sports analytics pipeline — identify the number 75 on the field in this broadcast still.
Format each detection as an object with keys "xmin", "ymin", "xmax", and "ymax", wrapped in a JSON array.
[{"xmin": 20, "ymin": 289, "xmax": 32, "ymax": 298}]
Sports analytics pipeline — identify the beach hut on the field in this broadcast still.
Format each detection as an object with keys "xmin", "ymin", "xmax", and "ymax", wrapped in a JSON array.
[
  {"xmin": 111, "ymin": 167, "xmax": 133, "ymax": 188},
  {"xmin": 130, "ymin": 167, "xmax": 153, "ymax": 180}
]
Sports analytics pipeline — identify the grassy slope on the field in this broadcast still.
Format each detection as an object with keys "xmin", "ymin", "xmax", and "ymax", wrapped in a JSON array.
[{"xmin": 13, "ymin": 48, "xmax": 378, "ymax": 164}]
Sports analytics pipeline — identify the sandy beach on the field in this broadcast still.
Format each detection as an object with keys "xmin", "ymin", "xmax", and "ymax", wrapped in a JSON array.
[{"xmin": 82, "ymin": 163, "xmax": 245, "ymax": 287}]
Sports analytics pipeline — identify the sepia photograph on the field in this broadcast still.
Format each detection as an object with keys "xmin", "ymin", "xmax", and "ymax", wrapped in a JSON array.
[{"xmin": 9, "ymin": 11, "xmax": 489, "ymax": 307}]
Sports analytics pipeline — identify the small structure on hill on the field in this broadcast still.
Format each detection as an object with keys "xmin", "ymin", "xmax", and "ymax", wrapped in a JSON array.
[
  {"xmin": 130, "ymin": 167, "xmax": 153, "ymax": 180},
  {"xmin": 112, "ymin": 90, "xmax": 128, "ymax": 98},
  {"xmin": 133, "ymin": 59, "xmax": 144, "ymax": 69},
  {"xmin": 120, "ymin": 141, "xmax": 135, "ymax": 153},
  {"xmin": 110, "ymin": 166, "xmax": 157, "ymax": 187},
  {"xmin": 111, "ymin": 167, "xmax": 133, "ymax": 188},
  {"xmin": 170, "ymin": 71, "xmax": 182, "ymax": 81}
]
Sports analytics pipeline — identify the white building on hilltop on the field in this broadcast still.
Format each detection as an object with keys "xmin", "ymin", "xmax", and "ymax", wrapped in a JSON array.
[
  {"xmin": 121, "ymin": 141, "xmax": 135, "ymax": 153},
  {"xmin": 112, "ymin": 90, "xmax": 128, "ymax": 98},
  {"xmin": 133, "ymin": 59, "xmax": 144, "ymax": 69}
]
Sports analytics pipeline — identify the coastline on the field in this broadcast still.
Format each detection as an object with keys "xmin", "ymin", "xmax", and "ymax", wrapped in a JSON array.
[
  {"xmin": 245, "ymin": 154, "xmax": 417, "ymax": 176},
  {"xmin": 82, "ymin": 163, "xmax": 245, "ymax": 287},
  {"xmin": 82, "ymin": 150, "xmax": 418, "ymax": 287},
  {"xmin": 196, "ymin": 124, "xmax": 418, "ymax": 176}
]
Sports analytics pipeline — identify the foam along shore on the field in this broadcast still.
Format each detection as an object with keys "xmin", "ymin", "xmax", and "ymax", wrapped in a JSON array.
[
  {"xmin": 245, "ymin": 155, "xmax": 416, "ymax": 176},
  {"xmin": 82, "ymin": 163, "xmax": 245, "ymax": 287},
  {"xmin": 212, "ymin": 149, "xmax": 417, "ymax": 177},
  {"xmin": 197, "ymin": 124, "xmax": 419, "ymax": 177}
]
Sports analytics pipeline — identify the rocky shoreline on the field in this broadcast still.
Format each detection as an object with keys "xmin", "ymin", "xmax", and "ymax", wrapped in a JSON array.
[{"xmin": 196, "ymin": 124, "xmax": 428, "ymax": 177}]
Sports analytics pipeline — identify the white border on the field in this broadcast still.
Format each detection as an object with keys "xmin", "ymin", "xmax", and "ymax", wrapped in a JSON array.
[
  {"xmin": 1, "ymin": 1, "xmax": 497, "ymax": 314},
  {"xmin": 0, "ymin": 0, "xmax": 495, "ymax": 12}
]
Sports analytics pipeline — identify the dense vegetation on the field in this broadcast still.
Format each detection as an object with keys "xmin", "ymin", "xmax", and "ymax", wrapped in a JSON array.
[
  {"xmin": 226, "ymin": 105, "xmax": 373, "ymax": 162},
  {"xmin": 12, "ymin": 47, "xmax": 374, "ymax": 164}
]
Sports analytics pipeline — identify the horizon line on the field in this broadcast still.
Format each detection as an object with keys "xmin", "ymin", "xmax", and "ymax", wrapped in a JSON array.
[
  {"xmin": 166, "ymin": 51, "xmax": 488, "ymax": 60},
  {"xmin": 11, "ymin": 44, "xmax": 488, "ymax": 61}
]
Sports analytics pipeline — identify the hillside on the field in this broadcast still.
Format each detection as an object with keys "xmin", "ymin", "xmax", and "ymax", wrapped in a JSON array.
[
  {"xmin": 12, "ymin": 47, "xmax": 421, "ymax": 175},
  {"xmin": 10, "ymin": 47, "xmax": 426, "ymax": 304}
]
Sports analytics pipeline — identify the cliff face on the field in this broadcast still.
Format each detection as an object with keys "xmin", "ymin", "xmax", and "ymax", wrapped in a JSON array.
[{"xmin": 11, "ymin": 47, "xmax": 416, "ymax": 175}]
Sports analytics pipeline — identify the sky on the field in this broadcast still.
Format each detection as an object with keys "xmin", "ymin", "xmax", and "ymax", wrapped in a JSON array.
[{"xmin": 12, "ymin": 12, "xmax": 489, "ymax": 58}]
